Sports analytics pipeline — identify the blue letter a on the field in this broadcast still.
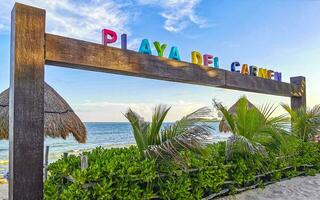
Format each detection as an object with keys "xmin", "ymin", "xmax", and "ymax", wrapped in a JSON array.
[
  {"xmin": 169, "ymin": 46, "xmax": 181, "ymax": 61},
  {"xmin": 139, "ymin": 39, "xmax": 152, "ymax": 55}
]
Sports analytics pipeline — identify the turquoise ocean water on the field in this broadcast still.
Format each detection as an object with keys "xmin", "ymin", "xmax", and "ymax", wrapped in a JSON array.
[{"xmin": 0, "ymin": 122, "xmax": 229, "ymax": 174}]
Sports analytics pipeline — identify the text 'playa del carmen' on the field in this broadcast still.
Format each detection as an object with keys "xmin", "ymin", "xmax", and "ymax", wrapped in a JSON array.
[{"xmin": 102, "ymin": 29, "xmax": 282, "ymax": 81}]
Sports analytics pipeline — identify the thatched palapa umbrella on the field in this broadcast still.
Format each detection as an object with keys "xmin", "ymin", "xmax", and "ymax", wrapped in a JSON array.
[
  {"xmin": 0, "ymin": 82, "xmax": 86, "ymax": 143},
  {"xmin": 219, "ymin": 99, "xmax": 255, "ymax": 133}
]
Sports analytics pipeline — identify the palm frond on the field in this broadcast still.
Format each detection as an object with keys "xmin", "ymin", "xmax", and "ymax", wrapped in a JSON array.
[
  {"xmin": 281, "ymin": 103, "xmax": 297, "ymax": 120},
  {"xmin": 184, "ymin": 106, "xmax": 213, "ymax": 119},
  {"xmin": 161, "ymin": 107, "xmax": 212, "ymax": 142},
  {"xmin": 282, "ymin": 103, "xmax": 320, "ymax": 142},
  {"xmin": 124, "ymin": 108, "xmax": 149, "ymax": 157},
  {"xmin": 144, "ymin": 125, "xmax": 212, "ymax": 168},
  {"xmin": 215, "ymin": 97, "xmax": 292, "ymax": 159},
  {"xmin": 226, "ymin": 135, "xmax": 267, "ymax": 159},
  {"xmin": 126, "ymin": 105, "xmax": 212, "ymax": 164},
  {"xmin": 310, "ymin": 105, "xmax": 320, "ymax": 116},
  {"xmin": 258, "ymin": 103, "xmax": 278, "ymax": 121},
  {"xmin": 213, "ymin": 99, "xmax": 236, "ymax": 132},
  {"xmin": 149, "ymin": 105, "xmax": 171, "ymax": 145}
]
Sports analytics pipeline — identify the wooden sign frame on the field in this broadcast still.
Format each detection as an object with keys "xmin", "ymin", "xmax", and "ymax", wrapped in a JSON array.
[{"xmin": 9, "ymin": 3, "xmax": 306, "ymax": 199}]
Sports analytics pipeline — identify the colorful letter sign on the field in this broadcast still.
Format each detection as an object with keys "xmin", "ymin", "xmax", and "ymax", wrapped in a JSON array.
[
  {"xmin": 102, "ymin": 29, "xmax": 117, "ymax": 45},
  {"xmin": 214, "ymin": 57, "xmax": 219, "ymax": 68},
  {"xmin": 154, "ymin": 41, "xmax": 167, "ymax": 57},
  {"xmin": 203, "ymin": 54, "xmax": 213, "ymax": 66},
  {"xmin": 241, "ymin": 64, "xmax": 249, "ymax": 75},
  {"xmin": 232, "ymin": 62, "xmax": 282, "ymax": 81},
  {"xmin": 102, "ymin": 29, "xmax": 127, "ymax": 49},
  {"xmin": 191, "ymin": 51, "xmax": 202, "ymax": 65},
  {"xmin": 139, "ymin": 39, "xmax": 152, "ymax": 55},
  {"xmin": 231, "ymin": 62, "xmax": 240, "ymax": 72},
  {"xmin": 250, "ymin": 66, "xmax": 258, "ymax": 76},
  {"xmin": 101, "ymin": 28, "xmax": 283, "ymax": 82},
  {"xmin": 274, "ymin": 72, "xmax": 282, "ymax": 81},
  {"xmin": 121, "ymin": 34, "xmax": 127, "ymax": 49},
  {"xmin": 169, "ymin": 47, "xmax": 181, "ymax": 61}
]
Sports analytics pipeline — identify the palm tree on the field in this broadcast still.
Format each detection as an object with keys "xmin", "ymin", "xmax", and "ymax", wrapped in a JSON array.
[
  {"xmin": 213, "ymin": 96, "xmax": 290, "ymax": 158},
  {"xmin": 125, "ymin": 105, "xmax": 213, "ymax": 161},
  {"xmin": 282, "ymin": 104, "xmax": 320, "ymax": 142}
]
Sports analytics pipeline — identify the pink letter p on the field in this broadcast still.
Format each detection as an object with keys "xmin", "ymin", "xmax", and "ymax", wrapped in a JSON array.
[{"xmin": 102, "ymin": 29, "xmax": 117, "ymax": 45}]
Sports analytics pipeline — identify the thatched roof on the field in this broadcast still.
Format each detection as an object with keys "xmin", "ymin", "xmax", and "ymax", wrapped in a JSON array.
[
  {"xmin": 0, "ymin": 83, "xmax": 87, "ymax": 143},
  {"xmin": 219, "ymin": 99, "xmax": 255, "ymax": 133}
]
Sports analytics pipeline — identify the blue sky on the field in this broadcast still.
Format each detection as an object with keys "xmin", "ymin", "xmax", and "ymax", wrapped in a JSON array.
[{"xmin": 0, "ymin": 0, "xmax": 320, "ymax": 122}]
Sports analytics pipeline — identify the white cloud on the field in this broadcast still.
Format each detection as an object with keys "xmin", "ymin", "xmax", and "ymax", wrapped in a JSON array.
[
  {"xmin": 73, "ymin": 100, "xmax": 209, "ymax": 122},
  {"xmin": 0, "ymin": 24, "xmax": 5, "ymax": 32},
  {"xmin": 0, "ymin": 0, "xmax": 11, "ymax": 32},
  {"xmin": 0, "ymin": 0, "xmax": 208, "ymax": 39},
  {"xmin": 0, "ymin": 0, "xmax": 133, "ymax": 43},
  {"xmin": 127, "ymin": 38, "xmax": 141, "ymax": 50},
  {"xmin": 137, "ymin": 0, "xmax": 208, "ymax": 32}
]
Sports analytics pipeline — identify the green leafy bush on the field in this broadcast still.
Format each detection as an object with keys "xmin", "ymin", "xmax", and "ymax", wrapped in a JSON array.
[{"xmin": 44, "ymin": 142, "xmax": 320, "ymax": 199}]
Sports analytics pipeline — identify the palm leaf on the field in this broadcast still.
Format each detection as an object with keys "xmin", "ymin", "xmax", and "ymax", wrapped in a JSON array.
[
  {"xmin": 124, "ymin": 109, "xmax": 149, "ymax": 157},
  {"xmin": 215, "ymin": 96, "xmax": 292, "ymax": 158},
  {"xmin": 226, "ymin": 135, "xmax": 267, "ymax": 159},
  {"xmin": 126, "ymin": 105, "xmax": 212, "ymax": 164},
  {"xmin": 144, "ymin": 124, "xmax": 212, "ymax": 168},
  {"xmin": 149, "ymin": 105, "xmax": 171, "ymax": 145},
  {"xmin": 213, "ymin": 99, "xmax": 236, "ymax": 132},
  {"xmin": 281, "ymin": 103, "xmax": 320, "ymax": 142},
  {"xmin": 161, "ymin": 107, "xmax": 212, "ymax": 142}
]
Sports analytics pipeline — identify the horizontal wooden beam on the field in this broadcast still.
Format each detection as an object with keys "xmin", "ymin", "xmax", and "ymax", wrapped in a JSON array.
[
  {"xmin": 222, "ymin": 71, "xmax": 295, "ymax": 97},
  {"xmin": 45, "ymin": 34, "xmax": 301, "ymax": 97},
  {"xmin": 45, "ymin": 34, "xmax": 225, "ymax": 86}
]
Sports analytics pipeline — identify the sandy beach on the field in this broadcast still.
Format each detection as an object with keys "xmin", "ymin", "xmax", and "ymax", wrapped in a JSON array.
[
  {"xmin": 218, "ymin": 174, "xmax": 320, "ymax": 200},
  {"xmin": 0, "ymin": 184, "xmax": 6, "ymax": 200}
]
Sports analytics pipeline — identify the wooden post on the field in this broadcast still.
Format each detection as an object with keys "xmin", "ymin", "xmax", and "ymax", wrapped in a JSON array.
[
  {"xmin": 290, "ymin": 76, "xmax": 306, "ymax": 110},
  {"xmin": 10, "ymin": 3, "xmax": 45, "ymax": 200},
  {"xmin": 44, "ymin": 146, "xmax": 49, "ymax": 181},
  {"xmin": 63, "ymin": 152, "xmax": 69, "ymax": 158},
  {"xmin": 80, "ymin": 155, "xmax": 88, "ymax": 170}
]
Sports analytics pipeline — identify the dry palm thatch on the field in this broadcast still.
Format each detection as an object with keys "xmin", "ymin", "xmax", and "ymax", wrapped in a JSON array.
[
  {"xmin": 0, "ymin": 83, "xmax": 86, "ymax": 143},
  {"xmin": 218, "ymin": 98, "xmax": 255, "ymax": 132}
]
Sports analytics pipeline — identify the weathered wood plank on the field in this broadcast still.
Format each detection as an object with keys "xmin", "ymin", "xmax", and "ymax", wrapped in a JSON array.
[
  {"xmin": 45, "ymin": 34, "xmax": 226, "ymax": 86},
  {"xmin": 290, "ymin": 76, "xmax": 306, "ymax": 110},
  {"xmin": 80, "ymin": 155, "xmax": 88, "ymax": 171},
  {"xmin": 44, "ymin": 146, "xmax": 49, "ymax": 181},
  {"xmin": 223, "ymin": 71, "xmax": 295, "ymax": 97},
  {"xmin": 44, "ymin": 34, "xmax": 300, "ymax": 97},
  {"xmin": 10, "ymin": 3, "xmax": 45, "ymax": 200}
]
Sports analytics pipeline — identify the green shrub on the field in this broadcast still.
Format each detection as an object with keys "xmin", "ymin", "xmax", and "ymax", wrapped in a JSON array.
[{"xmin": 45, "ymin": 142, "xmax": 320, "ymax": 199}]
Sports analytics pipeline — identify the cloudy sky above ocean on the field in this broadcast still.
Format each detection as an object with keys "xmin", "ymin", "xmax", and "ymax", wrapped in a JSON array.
[{"xmin": 0, "ymin": 0, "xmax": 319, "ymax": 122}]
